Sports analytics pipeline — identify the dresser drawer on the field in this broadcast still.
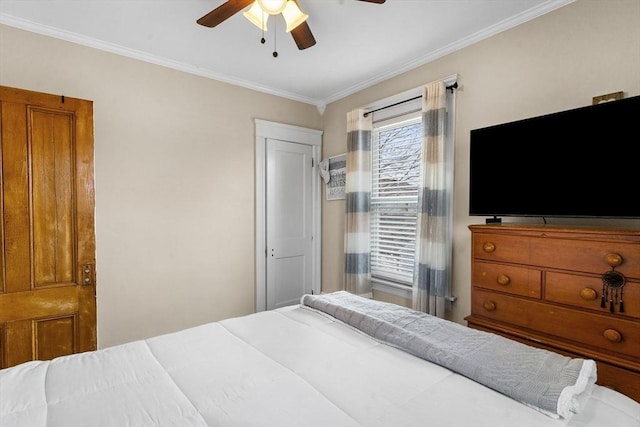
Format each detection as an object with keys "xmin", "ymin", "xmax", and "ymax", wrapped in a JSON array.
[
  {"xmin": 472, "ymin": 261, "xmax": 541, "ymax": 298},
  {"xmin": 545, "ymin": 272, "xmax": 640, "ymax": 319},
  {"xmin": 472, "ymin": 233, "xmax": 531, "ymax": 264},
  {"xmin": 472, "ymin": 289, "xmax": 640, "ymax": 359},
  {"xmin": 531, "ymin": 237, "xmax": 640, "ymax": 279}
]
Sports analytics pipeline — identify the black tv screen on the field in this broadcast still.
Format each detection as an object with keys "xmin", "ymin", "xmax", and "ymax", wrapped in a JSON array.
[{"xmin": 469, "ymin": 95, "xmax": 640, "ymax": 219}]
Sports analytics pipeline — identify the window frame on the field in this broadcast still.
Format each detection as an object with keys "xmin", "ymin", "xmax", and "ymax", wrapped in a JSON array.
[{"xmin": 370, "ymin": 110, "xmax": 422, "ymax": 289}]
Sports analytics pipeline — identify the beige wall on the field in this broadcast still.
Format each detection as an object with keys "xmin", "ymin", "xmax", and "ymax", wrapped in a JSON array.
[
  {"xmin": 321, "ymin": 0, "xmax": 640, "ymax": 324},
  {"xmin": 0, "ymin": 24, "xmax": 323, "ymax": 348}
]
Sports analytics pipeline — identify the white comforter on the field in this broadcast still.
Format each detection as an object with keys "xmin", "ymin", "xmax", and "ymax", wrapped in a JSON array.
[{"xmin": 1, "ymin": 304, "xmax": 638, "ymax": 427}]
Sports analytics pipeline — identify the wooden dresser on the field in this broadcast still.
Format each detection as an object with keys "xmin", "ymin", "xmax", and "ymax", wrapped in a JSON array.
[{"xmin": 465, "ymin": 224, "xmax": 640, "ymax": 402}]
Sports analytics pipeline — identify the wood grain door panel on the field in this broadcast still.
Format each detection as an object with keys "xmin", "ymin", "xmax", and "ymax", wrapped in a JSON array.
[
  {"xmin": 0, "ymin": 85, "xmax": 96, "ymax": 368},
  {"xmin": 2, "ymin": 100, "xmax": 31, "ymax": 294},
  {"xmin": 34, "ymin": 315, "xmax": 77, "ymax": 360},
  {"xmin": 31, "ymin": 108, "xmax": 76, "ymax": 288}
]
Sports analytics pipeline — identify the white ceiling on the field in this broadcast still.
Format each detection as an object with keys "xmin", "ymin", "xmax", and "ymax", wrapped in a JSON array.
[{"xmin": 0, "ymin": 0, "xmax": 574, "ymax": 109}]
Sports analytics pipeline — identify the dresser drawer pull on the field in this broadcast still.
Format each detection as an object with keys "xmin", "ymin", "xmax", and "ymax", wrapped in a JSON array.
[
  {"xmin": 482, "ymin": 242, "xmax": 496, "ymax": 253},
  {"xmin": 605, "ymin": 253, "xmax": 623, "ymax": 267},
  {"xmin": 579, "ymin": 287, "xmax": 598, "ymax": 301},
  {"xmin": 482, "ymin": 301, "xmax": 497, "ymax": 312},
  {"xmin": 497, "ymin": 274, "xmax": 511, "ymax": 286},
  {"xmin": 603, "ymin": 329, "xmax": 622, "ymax": 343}
]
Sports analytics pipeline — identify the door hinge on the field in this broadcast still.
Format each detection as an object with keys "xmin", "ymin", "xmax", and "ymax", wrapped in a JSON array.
[{"xmin": 311, "ymin": 158, "xmax": 314, "ymax": 167}]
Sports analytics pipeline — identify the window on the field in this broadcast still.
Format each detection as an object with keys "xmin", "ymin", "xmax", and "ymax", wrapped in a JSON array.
[{"xmin": 371, "ymin": 112, "xmax": 422, "ymax": 286}]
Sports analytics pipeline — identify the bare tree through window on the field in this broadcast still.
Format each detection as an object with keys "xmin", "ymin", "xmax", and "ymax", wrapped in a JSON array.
[{"xmin": 371, "ymin": 117, "xmax": 422, "ymax": 283}]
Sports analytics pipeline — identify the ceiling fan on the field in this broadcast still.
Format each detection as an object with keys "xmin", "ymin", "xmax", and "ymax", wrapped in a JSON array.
[{"xmin": 197, "ymin": 0, "xmax": 386, "ymax": 52}]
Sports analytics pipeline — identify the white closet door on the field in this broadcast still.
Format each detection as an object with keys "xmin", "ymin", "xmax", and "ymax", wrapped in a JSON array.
[{"xmin": 266, "ymin": 139, "xmax": 313, "ymax": 310}]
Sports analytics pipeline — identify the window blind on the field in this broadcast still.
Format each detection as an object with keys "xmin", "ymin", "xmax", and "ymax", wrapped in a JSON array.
[{"xmin": 371, "ymin": 116, "xmax": 421, "ymax": 283}]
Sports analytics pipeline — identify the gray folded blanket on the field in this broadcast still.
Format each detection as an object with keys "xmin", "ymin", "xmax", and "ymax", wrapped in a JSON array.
[{"xmin": 301, "ymin": 291, "xmax": 596, "ymax": 420}]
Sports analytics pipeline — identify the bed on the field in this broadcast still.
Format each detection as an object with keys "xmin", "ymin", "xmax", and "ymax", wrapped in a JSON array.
[{"xmin": 1, "ymin": 291, "xmax": 638, "ymax": 427}]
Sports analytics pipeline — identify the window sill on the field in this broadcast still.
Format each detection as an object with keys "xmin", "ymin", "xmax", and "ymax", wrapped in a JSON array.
[{"xmin": 371, "ymin": 276, "xmax": 412, "ymax": 300}]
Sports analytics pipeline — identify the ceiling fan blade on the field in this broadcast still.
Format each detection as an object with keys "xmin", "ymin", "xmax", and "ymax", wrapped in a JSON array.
[
  {"xmin": 197, "ymin": 0, "xmax": 254, "ymax": 27},
  {"xmin": 356, "ymin": 0, "xmax": 386, "ymax": 3},
  {"xmin": 290, "ymin": 21, "xmax": 316, "ymax": 50},
  {"xmin": 289, "ymin": 0, "xmax": 316, "ymax": 50}
]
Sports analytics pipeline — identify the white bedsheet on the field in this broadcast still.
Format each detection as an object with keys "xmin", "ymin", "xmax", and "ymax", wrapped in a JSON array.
[{"xmin": 1, "ymin": 304, "xmax": 638, "ymax": 427}]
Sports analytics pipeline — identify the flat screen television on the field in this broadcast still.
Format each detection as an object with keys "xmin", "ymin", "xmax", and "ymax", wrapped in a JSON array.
[{"xmin": 469, "ymin": 95, "xmax": 640, "ymax": 219}]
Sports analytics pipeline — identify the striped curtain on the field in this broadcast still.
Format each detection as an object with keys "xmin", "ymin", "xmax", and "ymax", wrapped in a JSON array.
[
  {"xmin": 412, "ymin": 81, "xmax": 452, "ymax": 317},
  {"xmin": 344, "ymin": 109, "xmax": 373, "ymax": 296}
]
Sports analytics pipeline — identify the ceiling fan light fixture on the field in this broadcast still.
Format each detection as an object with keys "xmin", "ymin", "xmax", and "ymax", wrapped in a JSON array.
[
  {"xmin": 243, "ymin": 2, "xmax": 269, "ymax": 31},
  {"xmin": 282, "ymin": 1, "xmax": 308, "ymax": 32},
  {"xmin": 257, "ymin": 0, "xmax": 288, "ymax": 15}
]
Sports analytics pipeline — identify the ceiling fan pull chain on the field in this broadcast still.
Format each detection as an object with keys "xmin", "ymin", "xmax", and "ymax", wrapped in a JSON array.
[
  {"xmin": 261, "ymin": 8, "xmax": 266, "ymax": 45},
  {"xmin": 273, "ymin": 19, "xmax": 278, "ymax": 57}
]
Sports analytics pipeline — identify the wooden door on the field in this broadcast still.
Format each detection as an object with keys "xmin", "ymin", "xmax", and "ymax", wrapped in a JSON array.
[
  {"xmin": 0, "ymin": 85, "xmax": 96, "ymax": 368},
  {"xmin": 266, "ymin": 139, "xmax": 313, "ymax": 310}
]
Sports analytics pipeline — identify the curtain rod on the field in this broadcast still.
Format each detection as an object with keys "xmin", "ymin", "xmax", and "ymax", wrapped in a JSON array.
[{"xmin": 363, "ymin": 82, "xmax": 458, "ymax": 117}]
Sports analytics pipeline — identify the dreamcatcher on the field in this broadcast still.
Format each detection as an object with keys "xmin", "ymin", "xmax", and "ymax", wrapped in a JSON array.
[{"xmin": 601, "ymin": 268, "xmax": 626, "ymax": 313}]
